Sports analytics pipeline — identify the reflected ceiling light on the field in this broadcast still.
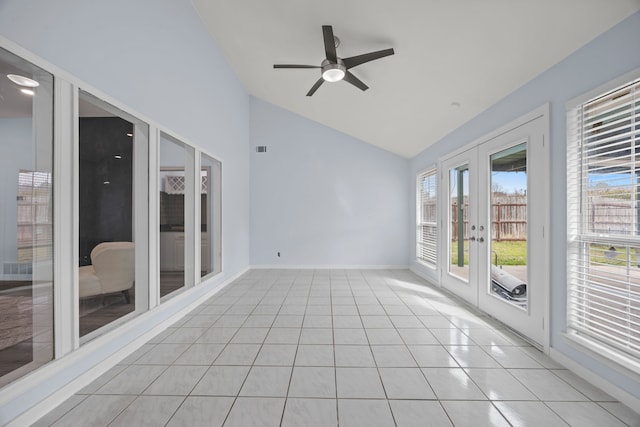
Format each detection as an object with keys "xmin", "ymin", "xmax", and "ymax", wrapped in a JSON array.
[
  {"xmin": 7, "ymin": 74, "xmax": 40, "ymax": 87},
  {"xmin": 114, "ymin": 155, "xmax": 122, "ymax": 159},
  {"xmin": 103, "ymin": 180, "xmax": 111, "ymax": 185},
  {"xmin": 20, "ymin": 88, "xmax": 34, "ymax": 96},
  {"xmin": 126, "ymin": 133, "xmax": 133, "ymax": 137}
]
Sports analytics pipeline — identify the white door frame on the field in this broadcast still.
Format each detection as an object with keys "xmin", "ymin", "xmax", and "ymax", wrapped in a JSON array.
[
  {"xmin": 438, "ymin": 104, "xmax": 550, "ymax": 352},
  {"xmin": 440, "ymin": 147, "xmax": 479, "ymax": 306}
]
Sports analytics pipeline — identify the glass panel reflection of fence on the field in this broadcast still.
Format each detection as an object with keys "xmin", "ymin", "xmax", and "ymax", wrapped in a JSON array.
[{"xmin": 17, "ymin": 171, "xmax": 53, "ymax": 263}]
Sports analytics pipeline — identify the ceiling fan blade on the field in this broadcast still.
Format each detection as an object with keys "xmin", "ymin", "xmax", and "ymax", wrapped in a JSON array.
[
  {"xmin": 343, "ymin": 48, "xmax": 395, "ymax": 69},
  {"xmin": 322, "ymin": 25, "xmax": 337, "ymax": 63},
  {"xmin": 306, "ymin": 77, "xmax": 325, "ymax": 96},
  {"xmin": 343, "ymin": 71, "xmax": 369, "ymax": 91},
  {"xmin": 273, "ymin": 64, "xmax": 320, "ymax": 69}
]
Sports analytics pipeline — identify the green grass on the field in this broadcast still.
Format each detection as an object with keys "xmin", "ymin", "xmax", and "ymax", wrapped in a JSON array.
[{"xmin": 451, "ymin": 240, "xmax": 527, "ymax": 266}]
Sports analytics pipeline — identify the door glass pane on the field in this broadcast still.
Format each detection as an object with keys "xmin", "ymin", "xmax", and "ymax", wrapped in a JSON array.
[
  {"xmin": 0, "ymin": 47, "xmax": 54, "ymax": 387},
  {"xmin": 200, "ymin": 153, "xmax": 221, "ymax": 278},
  {"xmin": 78, "ymin": 90, "xmax": 149, "ymax": 338},
  {"xmin": 449, "ymin": 166, "xmax": 469, "ymax": 282},
  {"xmin": 159, "ymin": 133, "xmax": 195, "ymax": 298},
  {"xmin": 490, "ymin": 143, "xmax": 528, "ymax": 309}
]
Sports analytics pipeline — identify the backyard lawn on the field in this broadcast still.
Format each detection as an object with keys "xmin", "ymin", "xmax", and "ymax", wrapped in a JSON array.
[{"xmin": 451, "ymin": 240, "xmax": 527, "ymax": 266}]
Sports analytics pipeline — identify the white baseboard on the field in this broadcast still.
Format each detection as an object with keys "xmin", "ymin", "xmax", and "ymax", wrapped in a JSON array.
[
  {"xmin": 3, "ymin": 267, "xmax": 249, "ymax": 427},
  {"xmin": 250, "ymin": 264, "xmax": 409, "ymax": 270},
  {"xmin": 409, "ymin": 264, "xmax": 439, "ymax": 286},
  {"xmin": 549, "ymin": 348, "xmax": 640, "ymax": 414}
]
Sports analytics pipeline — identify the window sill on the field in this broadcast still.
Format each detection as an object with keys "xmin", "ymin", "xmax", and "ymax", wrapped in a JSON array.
[{"xmin": 564, "ymin": 330, "xmax": 640, "ymax": 380}]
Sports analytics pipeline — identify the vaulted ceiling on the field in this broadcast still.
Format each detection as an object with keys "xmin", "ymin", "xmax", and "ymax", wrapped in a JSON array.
[{"xmin": 193, "ymin": 0, "xmax": 640, "ymax": 158}]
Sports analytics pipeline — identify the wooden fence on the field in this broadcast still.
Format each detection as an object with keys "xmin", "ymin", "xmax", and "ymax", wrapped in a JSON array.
[
  {"xmin": 451, "ymin": 202, "xmax": 527, "ymax": 241},
  {"xmin": 588, "ymin": 196, "xmax": 638, "ymax": 235},
  {"xmin": 450, "ymin": 195, "xmax": 527, "ymax": 241},
  {"xmin": 430, "ymin": 194, "xmax": 637, "ymax": 242}
]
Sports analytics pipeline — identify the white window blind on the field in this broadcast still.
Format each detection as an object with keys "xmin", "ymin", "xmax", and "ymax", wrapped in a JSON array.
[
  {"xmin": 567, "ymin": 77, "xmax": 640, "ymax": 366},
  {"xmin": 417, "ymin": 168, "xmax": 437, "ymax": 267}
]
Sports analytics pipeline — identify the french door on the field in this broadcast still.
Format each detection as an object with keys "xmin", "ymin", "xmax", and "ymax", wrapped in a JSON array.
[{"xmin": 440, "ymin": 111, "xmax": 549, "ymax": 347}]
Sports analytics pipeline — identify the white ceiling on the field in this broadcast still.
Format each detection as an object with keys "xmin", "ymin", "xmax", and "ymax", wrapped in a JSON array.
[{"xmin": 193, "ymin": 0, "xmax": 640, "ymax": 158}]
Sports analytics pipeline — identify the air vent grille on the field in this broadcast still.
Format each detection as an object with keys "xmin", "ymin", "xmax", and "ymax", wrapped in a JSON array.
[{"xmin": 256, "ymin": 146, "xmax": 267, "ymax": 153}]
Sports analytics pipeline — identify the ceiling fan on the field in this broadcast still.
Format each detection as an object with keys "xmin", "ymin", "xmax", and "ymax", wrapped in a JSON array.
[{"xmin": 273, "ymin": 25, "xmax": 395, "ymax": 96}]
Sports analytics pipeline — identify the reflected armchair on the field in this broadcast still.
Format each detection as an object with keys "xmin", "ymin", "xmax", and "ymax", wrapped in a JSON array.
[{"xmin": 79, "ymin": 242, "xmax": 134, "ymax": 303}]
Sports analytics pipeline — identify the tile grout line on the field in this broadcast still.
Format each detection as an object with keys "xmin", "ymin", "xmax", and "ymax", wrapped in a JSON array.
[
  {"xmin": 362, "ymin": 271, "xmax": 399, "ymax": 427},
  {"xmin": 279, "ymin": 269, "xmax": 313, "ymax": 427},
  {"xmin": 44, "ymin": 269, "xmax": 636, "ymax": 427}
]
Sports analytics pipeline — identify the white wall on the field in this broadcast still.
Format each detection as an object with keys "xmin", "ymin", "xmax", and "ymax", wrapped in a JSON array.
[
  {"xmin": 0, "ymin": 0, "xmax": 251, "ymax": 277},
  {"xmin": 410, "ymin": 11, "xmax": 640, "ymax": 401},
  {"xmin": 0, "ymin": 118, "xmax": 33, "ymax": 270},
  {"xmin": 250, "ymin": 97, "xmax": 409, "ymax": 266}
]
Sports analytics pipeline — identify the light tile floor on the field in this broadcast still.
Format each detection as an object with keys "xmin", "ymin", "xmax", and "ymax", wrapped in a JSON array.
[{"xmin": 34, "ymin": 269, "xmax": 640, "ymax": 426}]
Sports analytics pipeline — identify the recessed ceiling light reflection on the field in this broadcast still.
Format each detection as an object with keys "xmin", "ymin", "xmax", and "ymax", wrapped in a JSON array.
[
  {"xmin": 20, "ymin": 88, "xmax": 34, "ymax": 96},
  {"xmin": 103, "ymin": 181, "xmax": 111, "ymax": 185},
  {"xmin": 126, "ymin": 133, "xmax": 133, "ymax": 137},
  {"xmin": 114, "ymin": 155, "xmax": 122, "ymax": 159},
  {"xmin": 7, "ymin": 74, "xmax": 40, "ymax": 87}
]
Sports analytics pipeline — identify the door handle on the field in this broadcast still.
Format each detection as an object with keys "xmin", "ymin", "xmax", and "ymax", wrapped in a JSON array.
[{"xmin": 478, "ymin": 237, "xmax": 484, "ymax": 243}]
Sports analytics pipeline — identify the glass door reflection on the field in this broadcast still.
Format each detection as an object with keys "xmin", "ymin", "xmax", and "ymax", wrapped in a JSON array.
[
  {"xmin": 489, "ymin": 143, "xmax": 528, "ymax": 309},
  {"xmin": 200, "ymin": 153, "xmax": 221, "ymax": 278},
  {"xmin": 0, "ymin": 46, "xmax": 54, "ymax": 386},
  {"xmin": 159, "ymin": 132, "xmax": 195, "ymax": 298},
  {"xmin": 449, "ymin": 165, "xmax": 470, "ymax": 282}
]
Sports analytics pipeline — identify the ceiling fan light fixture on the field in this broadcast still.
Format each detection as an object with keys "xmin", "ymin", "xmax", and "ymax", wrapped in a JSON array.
[
  {"xmin": 321, "ymin": 59, "xmax": 346, "ymax": 82},
  {"xmin": 322, "ymin": 67, "xmax": 345, "ymax": 82}
]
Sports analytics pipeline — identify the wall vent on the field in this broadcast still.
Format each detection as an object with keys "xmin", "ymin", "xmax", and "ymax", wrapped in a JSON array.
[{"xmin": 256, "ymin": 146, "xmax": 267, "ymax": 153}]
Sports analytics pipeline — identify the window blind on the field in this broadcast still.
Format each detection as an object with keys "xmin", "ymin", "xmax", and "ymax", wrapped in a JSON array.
[
  {"xmin": 417, "ymin": 168, "xmax": 437, "ymax": 267},
  {"xmin": 567, "ymin": 78, "xmax": 640, "ymax": 364}
]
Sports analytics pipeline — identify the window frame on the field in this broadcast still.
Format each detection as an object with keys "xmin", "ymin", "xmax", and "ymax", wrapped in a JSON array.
[
  {"xmin": 0, "ymin": 35, "xmax": 231, "ymax": 423},
  {"xmin": 566, "ymin": 67, "xmax": 640, "ymax": 374},
  {"xmin": 158, "ymin": 131, "xmax": 197, "ymax": 301},
  {"xmin": 76, "ymin": 89, "xmax": 151, "ymax": 343},
  {"xmin": 416, "ymin": 166, "xmax": 438, "ymax": 269},
  {"xmin": 200, "ymin": 152, "xmax": 222, "ymax": 279}
]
